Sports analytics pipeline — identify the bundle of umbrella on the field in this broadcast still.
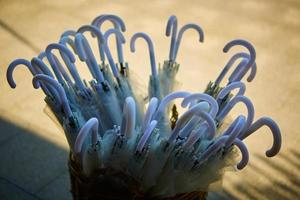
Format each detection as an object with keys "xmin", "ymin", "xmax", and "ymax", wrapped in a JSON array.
[{"xmin": 6, "ymin": 14, "xmax": 282, "ymax": 199}]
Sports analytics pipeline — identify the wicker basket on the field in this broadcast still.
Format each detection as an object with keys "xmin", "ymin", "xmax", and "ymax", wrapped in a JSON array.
[{"xmin": 68, "ymin": 154, "xmax": 207, "ymax": 200}]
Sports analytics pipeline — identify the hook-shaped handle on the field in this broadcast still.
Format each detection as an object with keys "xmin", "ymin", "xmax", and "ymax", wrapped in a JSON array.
[
  {"xmin": 232, "ymin": 138, "xmax": 249, "ymax": 170},
  {"xmin": 120, "ymin": 97, "xmax": 136, "ymax": 138},
  {"xmin": 152, "ymin": 91, "xmax": 190, "ymax": 121},
  {"xmin": 173, "ymin": 23, "xmax": 204, "ymax": 61},
  {"xmin": 59, "ymin": 36, "xmax": 77, "ymax": 55},
  {"xmin": 197, "ymin": 136, "xmax": 249, "ymax": 170},
  {"xmin": 75, "ymin": 33, "xmax": 105, "ymax": 83},
  {"xmin": 31, "ymin": 57, "xmax": 54, "ymax": 78},
  {"xmin": 103, "ymin": 29, "xmax": 126, "ymax": 78},
  {"xmin": 92, "ymin": 14, "xmax": 126, "ymax": 63},
  {"xmin": 105, "ymin": 27, "xmax": 125, "ymax": 64},
  {"xmin": 45, "ymin": 43, "xmax": 76, "ymax": 85},
  {"xmin": 77, "ymin": 25, "xmax": 105, "ymax": 64},
  {"xmin": 222, "ymin": 115, "xmax": 246, "ymax": 148},
  {"xmin": 130, "ymin": 32, "xmax": 158, "ymax": 77},
  {"xmin": 7, "ymin": 59, "xmax": 35, "ymax": 88},
  {"xmin": 228, "ymin": 57, "xmax": 257, "ymax": 83},
  {"xmin": 61, "ymin": 30, "xmax": 76, "ymax": 38},
  {"xmin": 92, "ymin": 14, "xmax": 126, "ymax": 32},
  {"xmin": 32, "ymin": 74, "xmax": 72, "ymax": 118},
  {"xmin": 74, "ymin": 118, "xmax": 99, "ymax": 153},
  {"xmin": 142, "ymin": 97, "xmax": 158, "ymax": 132},
  {"xmin": 7, "ymin": 59, "xmax": 56, "ymax": 100},
  {"xmin": 217, "ymin": 81, "xmax": 246, "ymax": 100},
  {"xmin": 168, "ymin": 102, "xmax": 214, "ymax": 143},
  {"xmin": 136, "ymin": 120, "xmax": 158, "ymax": 152},
  {"xmin": 39, "ymin": 52, "xmax": 73, "ymax": 86},
  {"xmin": 178, "ymin": 93, "xmax": 216, "ymax": 140},
  {"xmin": 181, "ymin": 93, "xmax": 219, "ymax": 118},
  {"xmin": 223, "ymin": 40, "xmax": 256, "ymax": 83},
  {"xmin": 165, "ymin": 15, "xmax": 178, "ymax": 61},
  {"xmin": 215, "ymin": 52, "xmax": 256, "ymax": 86},
  {"xmin": 43, "ymin": 47, "xmax": 85, "ymax": 92},
  {"xmin": 241, "ymin": 117, "xmax": 281, "ymax": 157},
  {"xmin": 31, "ymin": 57, "xmax": 59, "ymax": 97},
  {"xmin": 217, "ymin": 95, "xmax": 254, "ymax": 134}
]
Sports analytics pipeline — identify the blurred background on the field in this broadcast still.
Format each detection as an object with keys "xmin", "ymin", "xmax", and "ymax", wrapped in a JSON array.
[{"xmin": 0, "ymin": 0, "xmax": 299, "ymax": 199}]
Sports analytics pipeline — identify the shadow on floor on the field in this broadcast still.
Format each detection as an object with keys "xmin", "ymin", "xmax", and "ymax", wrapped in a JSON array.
[
  {"xmin": 216, "ymin": 149, "xmax": 300, "ymax": 200},
  {"xmin": 0, "ymin": 116, "xmax": 71, "ymax": 200}
]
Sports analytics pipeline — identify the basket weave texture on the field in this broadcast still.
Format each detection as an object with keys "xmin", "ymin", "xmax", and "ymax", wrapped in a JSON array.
[{"xmin": 68, "ymin": 155, "xmax": 207, "ymax": 200}]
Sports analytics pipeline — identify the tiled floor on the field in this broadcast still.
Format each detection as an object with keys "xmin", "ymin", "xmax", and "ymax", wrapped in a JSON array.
[
  {"xmin": 0, "ymin": 0, "xmax": 299, "ymax": 199},
  {"xmin": 0, "ymin": 117, "xmax": 71, "ymax": 200}
]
